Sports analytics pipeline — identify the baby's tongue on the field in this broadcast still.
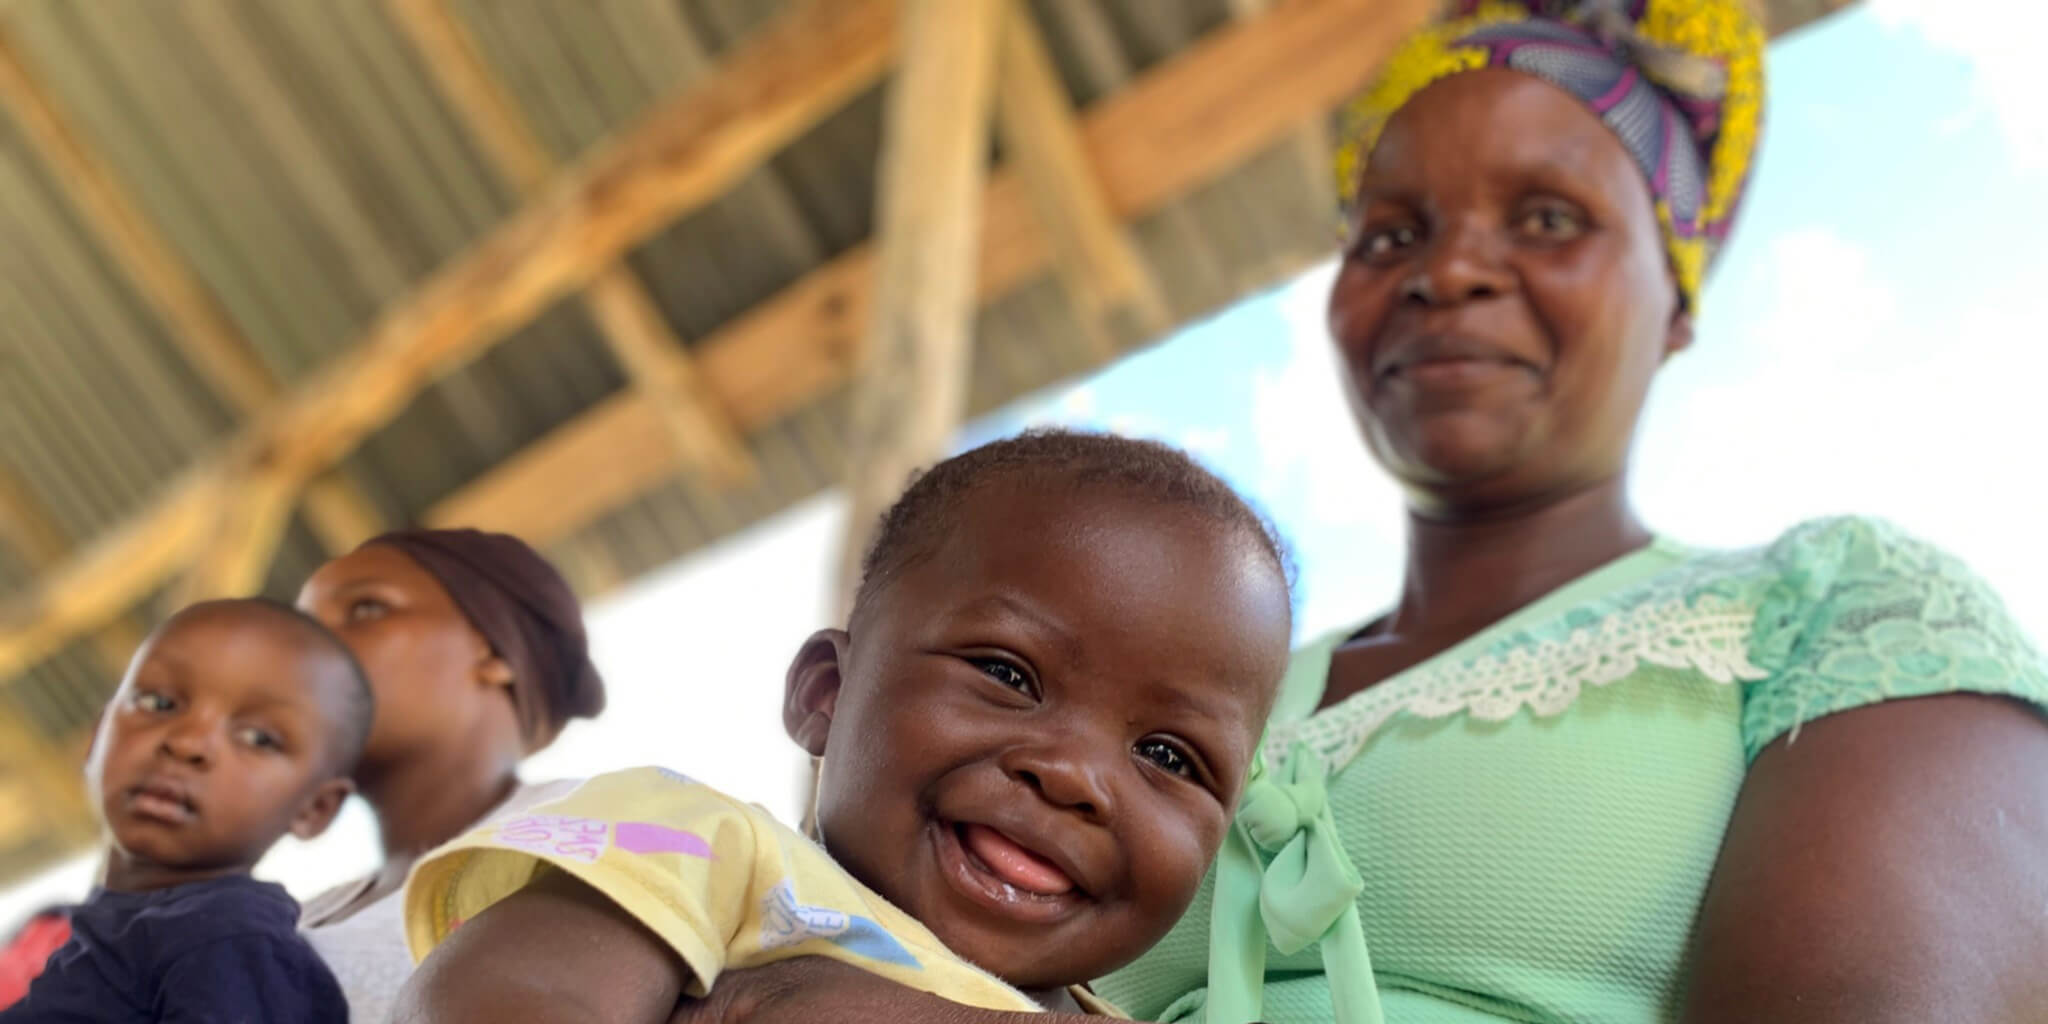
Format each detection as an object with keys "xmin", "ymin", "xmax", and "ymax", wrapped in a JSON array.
[{"xmin": 960, "ymin": 823, "xmax": 1073, "ymax": 895}]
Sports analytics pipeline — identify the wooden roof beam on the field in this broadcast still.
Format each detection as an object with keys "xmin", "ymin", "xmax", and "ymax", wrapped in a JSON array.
[
  {"xmin": 0, "ymin": 0, "xmax": 898, "ymax": 683},
  {"xmin": 0, "ymin": 464, "xmax": 142, "ymax": 678},
  {"xmin": 385, "ymin": 0, "xmax": 757, "ymax": 485},
  {"xmin": 0, "ymin": 27, "xmax": 383, "ymax": 565},
  {"xmin": 429, "ymin": 0, "xmax": 1441, "ymax": 548},
  {"xmin": 995, "ymin": 0, "xmax": 1169, "ymax": 360}
]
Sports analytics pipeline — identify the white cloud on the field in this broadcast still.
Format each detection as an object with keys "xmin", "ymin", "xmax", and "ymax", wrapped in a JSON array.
[{"xmin": 1868, "ymin": 0, "xmax": 2048, "ymax": 170}]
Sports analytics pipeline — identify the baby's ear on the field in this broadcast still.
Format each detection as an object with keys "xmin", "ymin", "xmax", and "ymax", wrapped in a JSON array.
[
  {"xmin": 288, "ymin": 777, "xmax": 355, "ymax": 841},
  {"xmin": 782, "ymin": 630, "xmax": 849, "ymax": 757}
]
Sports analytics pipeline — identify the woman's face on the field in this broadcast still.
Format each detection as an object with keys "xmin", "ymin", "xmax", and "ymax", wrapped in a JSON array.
[
  {"xmin": 1327, "ymin": 69, "xmax": 1690, "ymax": 514},
  {"xmin": 295, "ymin": 544, "xmax": 512, "ymax": 768}
]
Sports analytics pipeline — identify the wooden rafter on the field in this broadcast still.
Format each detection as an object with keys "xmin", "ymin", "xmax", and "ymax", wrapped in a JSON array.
[
  {"xmin": 0, "ymin": 26, "xmax": 385, "ymax": 563},
  {"xmin": 384, "ymin": 0, "xmax": 756, "ymax": 485},
  {"xmin": 1225, "ymin": 0, "xmax": 1337, "ymax": 210},
  {"xmin": 995, "ymin": 0, "xmax": 1169, "ymax": 359},
  {"xmin": 833, "ymin": 0, "xmax": 1006, "ymax": 609},
  {"xmin": 0, "ymin": 0, "xmax": 897, "ymax": 685},
  {"xmin": 428, "ymin": 0, "xmax": 1440, "ymax": 551}
]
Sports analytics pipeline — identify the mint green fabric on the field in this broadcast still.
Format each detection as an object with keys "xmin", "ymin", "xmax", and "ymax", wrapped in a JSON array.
[{"xmin": 1097, "ymin": 517, "xmax": 2048, "ymax": 1023}]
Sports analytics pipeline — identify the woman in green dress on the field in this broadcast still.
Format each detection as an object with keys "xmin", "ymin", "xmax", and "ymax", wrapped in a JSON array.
[{"xmin": 671, "ymin": 0, "xmax": 2048, "ymax": 1020}]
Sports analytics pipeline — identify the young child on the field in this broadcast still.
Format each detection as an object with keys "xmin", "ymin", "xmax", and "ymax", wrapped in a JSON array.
[
  {"xmin": 3, "ymin": 598, "xmax": 372, "ymax": 1023},
  {"xmin": 397, "ymin": 431, "xmax": 1296, "ymax": 1020}
]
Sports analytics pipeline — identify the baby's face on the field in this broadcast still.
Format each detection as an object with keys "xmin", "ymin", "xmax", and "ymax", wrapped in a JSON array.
[
  {"xmin": 802, "ymin": 482, "xmax": 1291, "ymax": 990},
  {"xmin": 86, "ymin": 606, "xmax": 354, "ymax": 875}
]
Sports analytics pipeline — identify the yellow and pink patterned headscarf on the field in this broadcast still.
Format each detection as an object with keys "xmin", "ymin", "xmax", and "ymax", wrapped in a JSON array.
[{"xmin": 1333, "ymin": 0, "xmax": 1766, "ymax": 309}]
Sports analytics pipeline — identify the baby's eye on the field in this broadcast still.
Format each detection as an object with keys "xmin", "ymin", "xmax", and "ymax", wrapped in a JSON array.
[
  {"xmin": 1135, "ymin": 738, "xmax": 1195, "ymax": 779},
  {"xmin": 345, "ymin": 597, "xmax": 388, "ymax": 624},
  {"xmin": 235, "ymin": 727, "xmax": 282, "ymax": 752},
  {"xmin": 971, "ymin": 658, "xmax": 1033, "ymax": 695},
  {"xmin": 131, "ymin": 691, "xmax": 175, "ymax": 713}
]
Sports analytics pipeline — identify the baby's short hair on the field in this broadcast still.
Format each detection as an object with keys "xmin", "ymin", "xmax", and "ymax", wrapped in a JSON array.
[
  {"xmin": 161, "ymin": 598, "xmax": 375, "ymax": 774},
  {"xmin": 852, "ymin": 429, "xmax": 1291, "ymax": 620}
]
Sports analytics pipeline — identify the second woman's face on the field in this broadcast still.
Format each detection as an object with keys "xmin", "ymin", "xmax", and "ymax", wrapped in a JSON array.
[
  {"xmin": 1327, "ymin": 69, "xmax": 1689, "ymax": 513},
  {"xmin": 295, "ymin": 544, "xmax": 501, "ymax": 767}
]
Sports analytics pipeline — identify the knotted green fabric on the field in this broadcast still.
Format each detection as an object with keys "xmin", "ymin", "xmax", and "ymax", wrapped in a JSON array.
[{"xmin": 1208, "ymin": 742, "xmax": 1383, "ymax": 1024}]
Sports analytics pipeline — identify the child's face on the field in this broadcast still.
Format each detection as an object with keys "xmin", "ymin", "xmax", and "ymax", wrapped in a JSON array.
[
  {"xmin": 85, "ymin": 606, "xmax": 355, "ymax": 877},
  {"xmin": 789, "ymin": 482, "xmax": 1292, "ymax": 990}
]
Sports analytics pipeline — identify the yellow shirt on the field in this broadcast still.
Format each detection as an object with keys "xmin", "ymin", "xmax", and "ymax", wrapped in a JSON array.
[{"xmin": 404, "ymin": 767, "xmax": 1125, "ymax": 1016}]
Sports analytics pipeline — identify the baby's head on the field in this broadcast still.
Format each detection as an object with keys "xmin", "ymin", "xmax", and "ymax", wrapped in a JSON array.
[
  {"xmin": 784, "ymin": 430, "xmax": 1292, "ymax": 991},
  {"xmin": 86, "ymin": 598, "xmax": 372, "ymax": 887}
]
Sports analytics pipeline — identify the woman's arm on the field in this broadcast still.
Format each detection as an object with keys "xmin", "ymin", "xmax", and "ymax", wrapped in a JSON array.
[
  {"xmin": 662, "ymin": 959, "xmax": 1099, "ymax": 1024},
  {"xmin": 1683, "ymin": 693, "xmax": 2048, "ymax": 1022},
  {"xmin": 393, "ymin": 868, "xmax": 690, "ymax": 1024}
]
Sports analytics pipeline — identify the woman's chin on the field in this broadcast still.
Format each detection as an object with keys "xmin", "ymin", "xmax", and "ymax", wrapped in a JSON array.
[{"xmin": 1374, "ymin": 429, "xmax": 1527, "ymax": 494}]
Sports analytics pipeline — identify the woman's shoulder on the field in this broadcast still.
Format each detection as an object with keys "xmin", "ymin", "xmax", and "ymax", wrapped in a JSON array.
[{"xmin": 1711, "ymin": 515, "xmax": 2048, "ymax": 760}]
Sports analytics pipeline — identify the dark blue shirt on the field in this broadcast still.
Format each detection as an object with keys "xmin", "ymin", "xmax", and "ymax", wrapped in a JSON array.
[{"xmin": 0, "ymin": 874, "xmax": 345, "ymax": 1023}]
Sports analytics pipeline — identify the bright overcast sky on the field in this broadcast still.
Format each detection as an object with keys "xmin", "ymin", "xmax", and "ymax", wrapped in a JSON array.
[{"xmin": 6, "ymin": 0, "xmax": 2044, "ymax": 923}]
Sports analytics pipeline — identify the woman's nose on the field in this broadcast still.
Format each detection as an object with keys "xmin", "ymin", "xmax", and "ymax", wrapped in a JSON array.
[{"xmin": 1405, "ymin": 220, "xmax": 1514, "ymax": 306}]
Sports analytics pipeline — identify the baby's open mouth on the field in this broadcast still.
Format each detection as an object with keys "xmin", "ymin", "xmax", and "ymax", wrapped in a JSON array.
[
  {"xmin": 933, "ymin": 819, "xmax": 1090, "ymax": 925},
  {"xmin": 956, "ymin": 822, "xmax": 1073, "ymax": 896}
]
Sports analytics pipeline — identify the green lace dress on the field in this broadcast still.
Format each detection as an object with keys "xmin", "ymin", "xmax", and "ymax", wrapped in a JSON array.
[{"xmin": 1095, "ymin": 517, "xmax": 2048, "ymax": 1024}]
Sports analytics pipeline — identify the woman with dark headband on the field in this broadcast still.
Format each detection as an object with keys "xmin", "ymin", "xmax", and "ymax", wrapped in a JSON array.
[
  {"xmin": 663, "ymin": 1, "xmax": 2048, "ymax": 1022},
  {"xmin": 292, "ymin": 529, "xmax": 605, "ymax": 1023}
]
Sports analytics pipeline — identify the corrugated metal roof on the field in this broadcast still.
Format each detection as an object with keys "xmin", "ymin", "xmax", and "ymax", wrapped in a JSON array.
[{"xmin": 0, "ymin": 0, "xmax": 1330, "ymax": 881}]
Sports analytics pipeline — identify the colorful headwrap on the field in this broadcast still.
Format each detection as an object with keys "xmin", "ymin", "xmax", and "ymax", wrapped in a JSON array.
[{"xmin": 1333, "ymin": 0, "xmax": 1766, "ymax": 309}]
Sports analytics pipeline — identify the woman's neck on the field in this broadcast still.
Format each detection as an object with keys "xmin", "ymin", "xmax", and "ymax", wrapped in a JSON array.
[
  {"xmin": 357, "ymin": 740, "xmax": 522, "ymax": 863},
  {"xmin": 1386, "ymin": 475, "xmax": 1651, "ymax": 639}
]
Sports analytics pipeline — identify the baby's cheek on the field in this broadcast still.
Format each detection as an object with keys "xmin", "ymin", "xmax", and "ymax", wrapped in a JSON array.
[{"xmin": 1132, "ymin": 806, "xmax": 1224, "ymax": 917}]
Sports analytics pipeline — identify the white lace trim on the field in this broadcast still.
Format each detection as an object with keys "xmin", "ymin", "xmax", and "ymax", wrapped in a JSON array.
[{"xmin": 1263, "ymin": 592, "xmax": 1770, "ymax": 772}]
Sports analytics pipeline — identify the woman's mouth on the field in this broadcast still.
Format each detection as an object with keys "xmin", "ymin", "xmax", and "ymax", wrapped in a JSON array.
[{"xmin": 932, "ymin": 821, "xmax": 1087, "ymax": 925}]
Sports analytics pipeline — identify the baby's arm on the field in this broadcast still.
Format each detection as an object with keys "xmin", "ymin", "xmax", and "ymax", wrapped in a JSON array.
[{"xmin": 396, "ymin": 868, "xmax": 690, "ymax": 1024}]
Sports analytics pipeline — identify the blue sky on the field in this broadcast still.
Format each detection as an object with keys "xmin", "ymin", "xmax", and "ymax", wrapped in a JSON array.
[{"xmin": 9, "ymin": 2, "xmax": 2045, "ymax": 916}]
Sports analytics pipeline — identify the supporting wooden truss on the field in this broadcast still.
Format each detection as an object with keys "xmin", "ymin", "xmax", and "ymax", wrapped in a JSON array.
[
  {"xmin": 0, "ymin": 0, "xmax": 1856, "ymax": 689},
  {"xmin": 385, "ymin": 0, "xmax": 757, "ymax": 486},
  {"xmin": 833, "ymin": 0, "xmax": 1006, "ymax": 610},
  {"xmin": 427, "ymin": 0, "xmax": 1437, "ymax": 551},
  {"xmin": 0, "ymin": 0, "xmax": 898, "ymax": 683}
]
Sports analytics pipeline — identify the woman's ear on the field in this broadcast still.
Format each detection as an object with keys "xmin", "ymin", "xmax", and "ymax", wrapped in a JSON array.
[
  {"xmin": 1663, "ymin": 305, "xmax": 1696, "ymax": 361},
  {"xmin": 478, "ymin": 653, "xmax": 515, "ymax": 691},
  {"xmin": 289, "ymin": 777, "xmax": 355, "ymax": 841},
  {"xmin": 783, "ymin": 630, "xmax": 849, "ymax": 757}
]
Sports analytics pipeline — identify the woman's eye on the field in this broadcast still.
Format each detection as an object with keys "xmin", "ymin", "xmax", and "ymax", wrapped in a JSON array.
[
  {"xmin": 345, "ymin": 597, "xmax": 388, "ymax": 624},
  {"xmin": 1518, "ymin": 204, "xmax": 1585, "ymax": 240},
  {"xmin": 971, "ymin": 658, "xmax": 1033, "ymax": 694},
  {"xmin": 235, "ymin": 727, "xmax": 282, "ymax": 752},
  {"xmin": 1135, "ymin": 738, "xmax": 1195, "ymax": 779},
  {"xmin": 1352, "ymin": 223, "xmax": 1419, "ymax": 261},
  {"xmin": 131, "ymin": 691, "xmax": 174, "ymax": 713}
]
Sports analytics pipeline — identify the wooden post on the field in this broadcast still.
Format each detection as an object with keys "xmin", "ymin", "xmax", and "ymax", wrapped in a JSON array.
[
  {"xmin": 995, "ymin": 0, "xmax": 1169, "ymax": 359},
  {"xmin": 386, "ymin": 0, "xmax": 757, "ymax": 485},
  {"xmin": 834, "ymin": 0, "xmax": 1005, "ymax": 615}
]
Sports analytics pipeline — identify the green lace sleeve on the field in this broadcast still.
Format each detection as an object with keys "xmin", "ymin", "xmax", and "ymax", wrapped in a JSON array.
[{"xmin": 1739, "ymin": 517, "xmax": 2048, "ymax": 762}]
